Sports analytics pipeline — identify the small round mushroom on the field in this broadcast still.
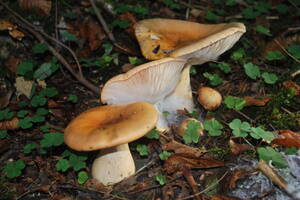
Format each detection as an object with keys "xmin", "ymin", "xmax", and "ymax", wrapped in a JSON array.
[
  {"xmin": 177, "ymin": 118, "xmax": 204, "ymax": 136},
  {"xmin": 64, "ymin": 102, "xmax": 158, "ymax": 185},
  {"xmin": 197, "ymin": 87, "xmax": 222, "ymax": 111}
]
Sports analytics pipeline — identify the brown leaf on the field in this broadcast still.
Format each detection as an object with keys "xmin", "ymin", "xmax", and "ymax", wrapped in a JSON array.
[
  {"xmin": 163, "ymin": 140, "xmax": 207, "ymax": 157},
  {"xmin": 4, "ymin": 56, "xmax": 21, "ymax": 73},
  {"xmin": 244, "ymin": 96, "xmax": 271, "ymax": 107},
  {"xmin": 211, "ymin": 196, "xmax": 242, "ymax": 200},
  {"xmin": 85, "ymin": 178, "xmax": 112, "ymax": 193},
  {"xmin": 164, "ymin": 153, "xmax": 224, "ymax": 174},
  {"xmin": 19, "ymin": 0, "xmax": 52, "ymax": 16},
  {"xmin": 272, "ymin": 130, "xmax": 300, "ymax": 148},
  {"xmin": 0, "ymin": 19, "xmax": 25, "ymax": 39},
  {"xmin": 283, "ymin": 81, "xmax": 300, "ymax": 96},
  {"xmin": 229, "ymin": 139, "xmax": 252, "ymax": 155},
  {"xmin": 0, "ymin": 117, "xmax": 19, "ymax": 130},
  {"xmin": 227, "ymin": 169, "xmax": 254, "ymax": 189},
  {"xmin": 119, "ymin": 12, "xmax": 137, "ymax": 38}
]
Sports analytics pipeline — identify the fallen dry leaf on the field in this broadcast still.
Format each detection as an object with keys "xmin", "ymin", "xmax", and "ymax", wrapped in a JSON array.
[
  {"xmin": 163, "ymin": 140, "xmax": 207, "ymax": 157},
  {"xmin": 211, "ymin": 196, "xmax": 242, "ymax": 200},
  {"xmin": 229, "ymin": 139, "xmax": 252, "ymax": 155},
  {"xmin": 4, "ymin": 56, "xmax": 21, "ymax": 73},
  {"xmin": 0, "ymin": 117, "xmax": 19, "ymax": 130},
  {"xmin": 164, "ymin": 153, "xmax": 224, "ymax": 174},
  {"xmin": 15, "ymin": 77, "xmax": 34, "ymax": 98},
  {"xmin": 272, "ymin": 130, "xmax": 300, "ymax": 148},
  {"xmin": 244, "ymin": 96, "xmax": 272, "ymax": 107},
  {"xmin": 227, "ymin": 169, "xmax": 255, "ymax": 189},
  {"xmin": 19, "ymin": 0, "xmax": 52, "ymax": 16},
  {"xmin": 0, "ymin": 19, "xmax": 25, "ymax": 40},
  {"xmin": 283, "ymin": 81, "xmax": 300, "ymax": 96}
]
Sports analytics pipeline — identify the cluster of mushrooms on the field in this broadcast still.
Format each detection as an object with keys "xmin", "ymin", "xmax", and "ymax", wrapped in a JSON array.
[{"xmin": 64, "ymin": 18, "xmax": 246, "ymax": 185}]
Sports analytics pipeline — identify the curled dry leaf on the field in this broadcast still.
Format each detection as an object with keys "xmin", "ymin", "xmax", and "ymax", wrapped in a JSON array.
[
  {"xmin": 229, "ymin": 139, "xmax": 252, "ymax": 155},
  {"xmin": 272, "ymin": 130, "xmax": 300, "ymax": 148},
  {"xmin": 226, "ymin": 169, "xmax": 256, "ymax": 190},
  {"xmin": 164, "ymin": 153, "xmax": 224, "ymax": 174},
  {"xmin": 163, "ymin": 140, "xmax": 207, "ymax": 157},
  {"xmin": 19, "ymin": 0, "xmax": 52, "ymax": 16},
  {"xmin": 15, "ymin": 77, "xmax": 34, "ymax": 98},
  {"xmin": 283, "ymin": 81, "xmax": 300, "ymax": 96},
  {"xmin": 244, "ymin": 96, "xmax": 271, "ymax": 107},
  {"xmin": 0, "ymin": 19, "xmax": 25, "ymax": 40},
  {"xmin": 0, "ymin": 117, "xmax": 19, "ymax": 130}
]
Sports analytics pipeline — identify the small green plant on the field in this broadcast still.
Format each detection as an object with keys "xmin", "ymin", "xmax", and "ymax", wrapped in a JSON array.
[
  {"xmin": 287, "ymin": 44, "xmax": 300, "ymax": 59},
  {"xmin": 145, "ymin": 128, "xmax": 160, "ymax": 139},
  {"xmin": 32, "ymin": 43, "xmax": 48, "ymax": 54},
  {"xmin": 31, "ymin": 95, "xmax": 47, "ymax": 107},
  {"xmin": 56, "ymin": 158, "xmax": 70, "ymax": 172},
  {"xmin": 67, "ymin": 94, "xmax": 78, "ymax": 103},
  {"xmin": 3, "ymin": 160, "xmax": 26, "ymax": 178},
  {"xmin": 0, "ymin": 130, "xmax": 8, "ymax": 139},
  {"xmin": 182, "ymin": 120, "xmax": 202, "ymax": 144},
  {"xmin": 203, "ymin": 72, "xmax": 223, "ymax": 86},
  {"xmin": 224, "ymin": 96, "xmax": 246, "ymax": 111},
  {"xmin": 256, "ymin": 25, "xmax": 272, "ymax": 36},
  {"xmin": 257, "ymin": 147, "xmax": 287, "ymax": 168},
  {"xmin": 159, "ymin": 151, "xmax": 172, "ymax": 160},
  {"xmin": 261, "ymin": 72, "xmax": 278, "ymax": 84},
  {"xmin": 265, "ymin": 50, "xmax": 285, "ymax": 61},
  {"xmin": 229, "ymin": 119, "xmax": 251, "ymax": 137},
  {"xmin": 136, "ymin": 144, "xmax": 148, "ymax": 156},
  {"xmin": 229, "ymin": 119, "xmax": 275, "ymax": 141},
  {"xmin": 204, "ymin": 119, "xmax": 223, "ymax": 136},
  {"xmin": 155, "ymin": 173, "xmax": 167, "ymax": 185},
  {"xmin": 34, "ymin": 58, "xmax": 59, "ymax": 80},
  {"xmin": 17, "ymin": 60, "xmax": 37, "ymax": 79},
  {"xmin": 77, "ymin": 171, "xmax": 89, "ymax": 184},
  {"xmin": 24, "ymin": 143, "xmax": 37, "ymax": 154},
  {"xmin": 40, "ymin": 132, "xmax": 64, "ymax": 148},
  {"xmin": 0, "ymin": 108, "xmax": 14, "ymax": 121},
  {"xmin": 61, "ymin": 32, "xmax": 79, "ymax": 41},
  {"xmin": 231, "ymin": 48, "xmax": 245, "ymax": 62},
  {"xmin": 163, "ymin": 0, "xmax": 182, "ymax": 10},
  {"xmin": 205, "ymin": 10, "xmax": 219, "ymax": 21},
  {"xmin": 244, "ymin": 62, "xmax": 261, "ymax": 80},
  {"xmin": 111, "ymin": 19, "xmax": 130, "ymax": 29},
  {"xmin": 57, "ymin": 150, "xmax": 88, "ymax": 172}
]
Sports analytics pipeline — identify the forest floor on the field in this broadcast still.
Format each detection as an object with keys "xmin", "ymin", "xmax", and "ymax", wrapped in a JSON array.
[{"xmin": 0, "ymin": 0, "xmax": 300, "ymax": 200}]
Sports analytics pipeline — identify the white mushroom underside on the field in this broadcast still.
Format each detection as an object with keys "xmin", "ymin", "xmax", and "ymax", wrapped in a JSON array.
[{"xmin": 176, "ymin": 32, "xmax": 244, "ymax": 62}]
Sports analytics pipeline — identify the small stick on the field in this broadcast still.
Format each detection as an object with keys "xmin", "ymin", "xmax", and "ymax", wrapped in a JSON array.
[{"xmin": 274, "ymin": 39, "xmax": 300, "ymax": 78}]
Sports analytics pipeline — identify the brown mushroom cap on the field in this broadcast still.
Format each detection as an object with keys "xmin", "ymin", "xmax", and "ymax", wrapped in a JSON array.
[
  {"xmin": 134, "ymin": 18, "xmax": 246, "ymax": 61},
  {"xmin": 197, "ymin": 87, "xmax": 222, "ymax": 111},
  {"xmin": 64, "ymin": 102, "xmax": 158, "ymax": 151}
]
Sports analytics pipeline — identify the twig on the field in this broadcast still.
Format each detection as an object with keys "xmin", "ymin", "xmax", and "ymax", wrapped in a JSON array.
[
  {"xmin": 135, "ymin": 157, "xmax": 158, "ymax": 174},
  {"xmin": 235, "ymin": 110, "xmax": 255, "ymax": 123},
  {"xmin": 181, "ymin": 171, "xmax": 229, "ymax": 200},
  {"xmin": 274, "ymin": 39, "xmax": 300, "ymax": 78},
  {"xmin": 89, "ymin": 0, "xmax": 115, "ymax": 42},
  {"xmin": 0, "ymin": 2, "xmax": 99, "ymax": 95}
]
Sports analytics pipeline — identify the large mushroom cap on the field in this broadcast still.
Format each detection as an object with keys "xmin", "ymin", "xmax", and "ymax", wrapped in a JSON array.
[
  {"xmin": 64, "ymin": 102, "xmax": 158, "ymax": 151},
  {"xmin": 101, "ymin": 57, "xmax": 186, "ymax": 105},
  {"xmin": 135, "ymin": 18, "xmax": 246, "ymax": 61}
]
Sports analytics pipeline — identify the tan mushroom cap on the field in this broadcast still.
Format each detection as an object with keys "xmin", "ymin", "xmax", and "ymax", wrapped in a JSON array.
[
  {"xmin": 135, "ymin": 18, "xmax": 246, "ymax": 60},
  {"xmin": 64, "ymin": 102, "xmax": 158, "ymax": 151}
]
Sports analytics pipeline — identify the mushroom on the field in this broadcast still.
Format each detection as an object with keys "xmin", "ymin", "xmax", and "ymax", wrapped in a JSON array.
[
  {"xmin": 101, "ymin": 57, "xmax": 187, "ymax": 130},
  {"xmin": 197, "ymin": 86, "xmax": 222, "ymax": 111},
  {"xmin": 64, "ymin": 102, "xmax": 158, "ymax": 185},
  {"xmin": 134, "ymin": 18, "xmax": 246, "ymax": 114},
  {"xmin": 134, "ymin": 18, "xmax": 246, "ymax": 61}
]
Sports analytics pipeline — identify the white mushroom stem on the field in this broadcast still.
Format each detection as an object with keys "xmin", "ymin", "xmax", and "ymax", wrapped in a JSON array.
[{"xmin": 91, "ymin": 143, "xmax": 135, "ymax": 185}]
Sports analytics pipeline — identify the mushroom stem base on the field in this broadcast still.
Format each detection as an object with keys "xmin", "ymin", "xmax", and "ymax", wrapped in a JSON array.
[{"xmin": 92, "ymin": 143, "xmax": 135, "ymax": 185}]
